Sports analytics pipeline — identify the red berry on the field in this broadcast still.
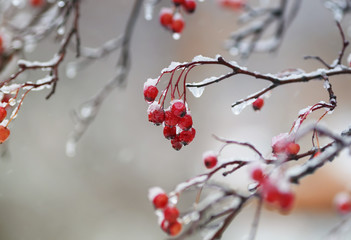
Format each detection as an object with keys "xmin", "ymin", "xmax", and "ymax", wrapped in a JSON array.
[
  {"xmin": 219, "ymin": 0, "xmax": 245, "ymax": 10},
  {"xmin": 251, "ymin": 167, "xmax": 265, "ymax": 183},
  {"xmin": 144, "ymin": 85, "xmax": 159, "ymax": 103},
  {"xmin": 1, "ymin": 94, "xmax": 12, "ymax": 104},
  {"xmin": 30, "ymin": 0, "xmax": 44, "ymax": 7},
  {"xmin": 172, "ymin": 0, "xmax": 185, "ymax": 6},
  {"xmin": 164, "ymin": 206, "xmax": 180, "ymax": 223},
  {"xmin": 171, "ymin": 15, "xmax": 185, "ymax": 33},
  {"xmin": 153, "ymin": 193, "xmax": 169, "ymax": 209},
  {"xmin": 178, "ymin": 113, "xmax": 192, "ymax": 130},
  {"xmin": 171, "ymin": 100, "xmax": 186, "ymax": 118},
  {"xmin": 183, "ymin": 0, "xmax": 196, "ymax": 13},
  {"xmin": 165, "ymin": 110, "xmax": 179, "ymax": 127},
  {"xmin": 278, "ymin": 191, "xmax": 295, "ymax": 211},
  {"xmin": 168, "ymin": 221, "xmax": 182, "ymax": 236},
  {"xmin": 148, "ymin": 104, "xmax": 165, "ymax": 125},
  {"xmin": 159, "ymin": 8, "xmax": 173, "ymax": 27},
  {"xmin": 252, "ymin": 98, "xmax": 264, "ymax": 111},
  {"xmin": 203, "ymin": 152, "xmax": 217, "ymax": 169},
  {"xmin": 0, "ymin": 107, "xmax": 6, "ymax": 122},
  {"xmin": 334, "ymin": 192, "xmax": 351, "ymax": 214},
  {"xmin": 0, "ymin": 126, "xmax": 10, "ymax": 143},
  {"xmin": 262, "ymin": 181, "xmax": 279, "ymax": 204},
  {"xmin": 178, "ymin": 128, "xmax": 195, "ymax": 145},
  {"xmin": 163, "ymin": 125, "xmax": 177, "ymax": 139},
  {"xmin": 171, "ymin": 136, "xmax": 183, "ymax": 151},
  {"xmin": 286, "ymin": 142, "xmax": 300, "ymax": 156}
]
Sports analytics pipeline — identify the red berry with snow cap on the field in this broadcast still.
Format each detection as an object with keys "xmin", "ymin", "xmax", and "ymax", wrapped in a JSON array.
[
  {"xmin": 153, "ymin": 193, "xmax": 169, "ymax": 209},
  {"xmin": 164, "ymin": 206, "xmax": 180, "ymax": 223},
  {"xmin": 252, "ymin": 97, "xmax": 264, "ymax": 111},
  {"xmin": 163, "ymin": 125, "xmax": 177, "ymax": 139},
  {"xmin": 144, "ymin": 85, "xmax": 159, "ymax": 103},
  {"xmin": 148, "ymin": 103, "xmax": 165, "ymax": 125},
  {"xmin": 183, "ymin": 0, "xmax": 196, "ymax": 13},
  {"xmin": 171, "ymin": 14, "xmax": 185, "ymax": 33},
  {"xmin": 334, "ymin": 192, "xmax": 351, "ymax": 214},
  {"xmin": 171, "ymin": 100, "xmax": 186, "ymax": 118},
  {"xmin": 171, "ymin": 136, "xmax": 183, "ymax": 151},
  {"xmin": 159, "ymin": 8, "xmax": 173, "ymax": 27},
  {"xmin": 178, "ymin": 113, "xmax": 192, "ymax": 130},
  {"xmin": 179, "ymin": 127, "xmax": 196, "ymax": 145}
]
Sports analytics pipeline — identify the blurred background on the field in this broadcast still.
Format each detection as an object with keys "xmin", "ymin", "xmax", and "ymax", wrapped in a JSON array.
[{"xmin": 0, "ymin": 0, "xmax": 351, "ymax": 239}]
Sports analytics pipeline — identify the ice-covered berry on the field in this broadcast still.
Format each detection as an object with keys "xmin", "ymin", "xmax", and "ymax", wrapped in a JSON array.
[
  {"xmin": 179, "ymin": 127, "xmax": 195, "ymax": 145},
  {"xmin": 171, "ymin": 14, "xmax": 185, "ymax": 33},
  {"xmin": 165, "ymin": 110, "xmax": 179, "ymax": 127},
  {"xmin": 144, "ymin": 85, "xmax": 159, "ymax": 103},
  {"xmin": 163, "ymin": 125, "xmax": 177, "ymax": 139},
  {"xmin": 30, "ymin": 0, "xmax": 44, "ymax": 7},
  {"xmin": 250, "ymin": 166, "xmax": 265, "ymax": 183},
  {"xmin": 153, "ymin": 193, "xmax": 169, "ymax": 209},
  {"xmin": 159, "ymin": 8, "xmax": 173, "ymax": 27},
  {"xmin": 286, "ymin": 142, "xmax": 300, "ymax": 156},
  {"xmin": 278, "ymin": 191, "xmax": 295, "ymax": 211},
  {"xmin": 334, "ymin": 192, "xmax": 351, "ymax": 214},
  {"xmin": 252, "ymin": 97, "xmax": 264, "ymax": 111},
  {"xmin": 178, "ymin": 113, "xmax": 192, "ymax": 130},
  {"xmin": 0, "ymin": 126, "xmax": 10, "ymax": 143},
  {"xmin": 171, "ymin": 136, "xmax": 183, "ymax": 151},
  {"xmin": 183, "ymin": 0, "xmax": 196, "ymax": 13},
  {"xmin": 0, "ymin": 107, "xmax": 7, "ymax": 122},
  {"xmin": 148, "ymin": 103, "xmax": 165, "ymax": 125},
  {"xmin": 203, "ymin": 151, "xmax": 217, "ymax": 169},
  {"xmin": 164, "ymin": 206, "xmax": 180, "ymax": 223},
  {"xmin": 168, "ymin": 221, "xmax": 182, "ymax": 236}
]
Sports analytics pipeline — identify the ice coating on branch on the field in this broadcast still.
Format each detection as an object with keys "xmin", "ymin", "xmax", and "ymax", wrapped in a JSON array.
[
  {"xmin": 187, "ymin": 75, "xmax": 224, "ymax": 98},
  {"xmin": 192, "ymin": 55, "xmax": 216, "ymax": 62},
  {"xmin": 66, "ymin": 138, "xmax": 76, "ymax": 158},
  {"xmin": 174, "ymin": 175, "xmax": 208, "ymax": 193},
  {"xmin": 323, "ymin": 80, "xmax": 331, "ymax": 89},
  {"xmin": 1, "ymin": 84, "xmax": 21, "ymax": 94},
  {"xmin": 231, "ymin": 98, "xmax": 255, "ymax": 115},
  {"xmin": 161, "ymin": 61, "xmax": 184, "ymax": 73},
  {"xmin": 17, "ymin": 54, "xmax": 61, "ymax": 68},
  {"xmin": 144, "ymin": 0, "xmax": 156, "ymax": 20}
]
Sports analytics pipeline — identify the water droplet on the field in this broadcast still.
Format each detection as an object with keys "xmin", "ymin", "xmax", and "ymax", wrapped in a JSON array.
[
  {"xmin": 57, "ymin": 26, "xmax": 65, "ymax": 36},
  {"xmin": 57, "ymin": 1, "xmax": 65, "ymax": 7},
  {"xmin": 80, "ymin": 106, "xmax": 92, "ymax": 118},
  {"xmin": 187, "ymin": 86, "xmax": 205, "ymax": 98},
  {"xmin": 144, "ymin": 3, "xmax": 153, "ymax": 20},
  {"xmin": 66, "ymin": 139, "xmax": 76, "ymax": 158},
  {"xmin": 66, "ymin": 63, "xmax": 77, "ymax": 79},
  {"xmin": 231, "ymin": 99, "xmax": 255, "ymax": 115}
]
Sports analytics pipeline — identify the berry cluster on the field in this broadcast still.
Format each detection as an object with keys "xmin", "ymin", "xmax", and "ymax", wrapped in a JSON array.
[
  {"xmin": 250, "ymin": 166, "xmax": 295, "ymax": 212},
  {"xmin": 272, "ymin": 133, "xmax": 300, "ymax": 157},
  {"xmin": 144, "ymin": 79, "xmax": 196, "ymax": 151},
  {"xmin": 334, "ymin": 192, "xmax": 351, "ymax": 215},
  {"xmin": 149, "ymin": 187, "xmax": 182, "ymax": 236},
  {"xmin": 159, "ymin": 0, "xmax": 197, "ymax": 35}
]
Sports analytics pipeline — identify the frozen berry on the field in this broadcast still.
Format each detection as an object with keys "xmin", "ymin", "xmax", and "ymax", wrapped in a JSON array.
[
  {"xmin": 203, "ymin": 152, "xmax": 217, "ymax": 169},
  {"xmin": 163, "ymin": 125, "xmax": 177, "ymax": 139},
  {"xmin": 183, "ymin": 0, "xmax": 196, "ymax": 13},
  {"xmin": 171, "ymin": 100, "xmax": 186, "ymax": 118},
  {"xmin": 252, "ymin": 98, "xmax": 264, "ymax": 111},
  {"xmin": 179, "ymin": 128, "xmax": 195, "ymax": 145},
  {"xmin": 153, "ymin": 193, "xmax": 169, "ymax": 209},
  {"xmin": 168, "ymin": 221, "xmax": 182, "ymax": 236},
  {"xmin": 144, "ymin": 85, "xmax": 159, "ymax": 102},
  {"xmin": 159, "ymin": 8, "xmax": 173, "ymax": 27},
  {"xmin": 334, "ymin": 192, "xmax": 351, "ymax": 214},
  {"xmin": 171, "ymin": 136, "xmax": 183, "ymax": 151},
  {"xmin": 0, "ymin": 126, "xmax": 10, "ymax": 143},
  {"xmin": 0, "ymin": 107, "xmax": 6, "ymax": 122},
  {"xmin": 164, "ymin": 206, "xmax": 180, "ymax": 223},
  {"xmin": 219, "ymin": 0, "xmax": 245, "ymax": 10},
  {"xmin": 262, "ymin": 181, "xmax": 279, "ymax": 204},
  {"xmin": 148, "ymin": 103, "xmax": 165, "ymax": 125},
  {"xmin": 286, "ymin": 142, "xmax": 300, "ymax": 156},
  {"xmin": 251, "ymin": 167, "xmax": 265, "ymax": 183},
  {"xmin": 172, "ymin": 0, "xmax": 185, "ymax": 6},
  {"xmin": 30, "ymin": 0, "xmax": 44, "ymax": 7},
  {"xmin": 278, "ymin": 191, "xmax": 295, "ymax": 211},
  {"xmin": 171, "ymin": 14, "xmax": 185, "ymax": 33},
  {"xmin": 178, "ymin": 113, "xmax": 192, "ymax": 130},
  {"xmin": 165, "ymin": 110, "xmax": 179, "ymax": 127}
]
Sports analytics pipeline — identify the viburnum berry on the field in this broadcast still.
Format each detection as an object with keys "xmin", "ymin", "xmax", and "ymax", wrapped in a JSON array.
[
  {"xmin": 250, "ymin": 166, "xmax": 265, "ymax": 183},
  {"xmin": 171, "ymin": 14, "xmax": 185, "ymax": 34},
  {"xmin": 203, "ymin": 151, "xmax": 218, "ymax": 169},
  {"xmin": 164, "ymin": 206, "xmax": 180, "ymax": 223},
  {"xmin": 163, "ymin": 125, "xmax": 177, "ymax": 139},
  {"xmin": 171, "ymin": 136, "xmax": 183, "ymax": 151},
  {"xmin": 165, "ymin": 110, "xmax": 179, "ymax": 127},
  {"xmin": 172, "ymin": 0, "xmax": 185, "ymax": 6},
  {"xmin": 0, "ymin": 126, "xmax": 10, "ymax": 143},
  {"xmin": 168, "ymin": 221, "xmax": 182, "ymax": 236},
  {"xmin": 183, "ymin": 0, "xmax": 197, "ymax": 13},
  {"xmin": 159, "ymin": 8, "xmax": 173, "ymax": 27},
  {"xmin": 0, "ymin": 107, "xmax": 6, "ymax": 122},
  {"xmin": 252, "ymin": 97, "xmax": 264, "ymax": 111},
  {"xmin": 178, "ymin": 113, "xmax": 192, "ymax": 130},
  {"xmin": 30, "ymin": 0, "xmax": 44, "ymax": 7},
  {"xmin": 334, "ymin": 192, "xmax": 351, "ymax": 214},
  {"xmin": 171, "ymin": 100, "xmax": 187, "ymax": 118},
  {"xmin": 148, "ymin": 103, "xmax": 165, "ymax": 125},
  {"xmin": 153, "ymin": 193, "xmax": 169, "ymax": 209},
  {"xmin": 179, "ymin": 127, "xmax": 195, "ymax": 145},
  {"xmin": 144, "ymin": 85, "xmax": 159, "ymax": 103},
  {"xmin": 286, "ymin": 142, "xmax": 300, "ymax": 156}
]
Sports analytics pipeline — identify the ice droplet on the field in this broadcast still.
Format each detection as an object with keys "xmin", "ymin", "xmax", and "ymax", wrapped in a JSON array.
[
  {"xmin": 57, "ymin": 26, "xmax": 65, "ymax": 36},
  {"xmin": 57, "ymin": 1, "xmax": 65, "ymax": 7},
  {"xmin": 187, "ymin": 86, "xmax": 205, "ymax": 98},
  {"xmin": 66, "ymin": 63, "xmax": 77, "ymax": 79},
  {"xmin": 66, "ymin": 139, "xmax": 76, "ymax": 158},
  {"xmin": 172, "ymin": 33, "xmax": 181, "ymax": 40},
  {"xmin": 231, "ymin": 99, "xmax": 255, "ymax": 115},
  {"xmin": 144, "ymin": 2, "xmax": 153, "ymax": 20}
]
